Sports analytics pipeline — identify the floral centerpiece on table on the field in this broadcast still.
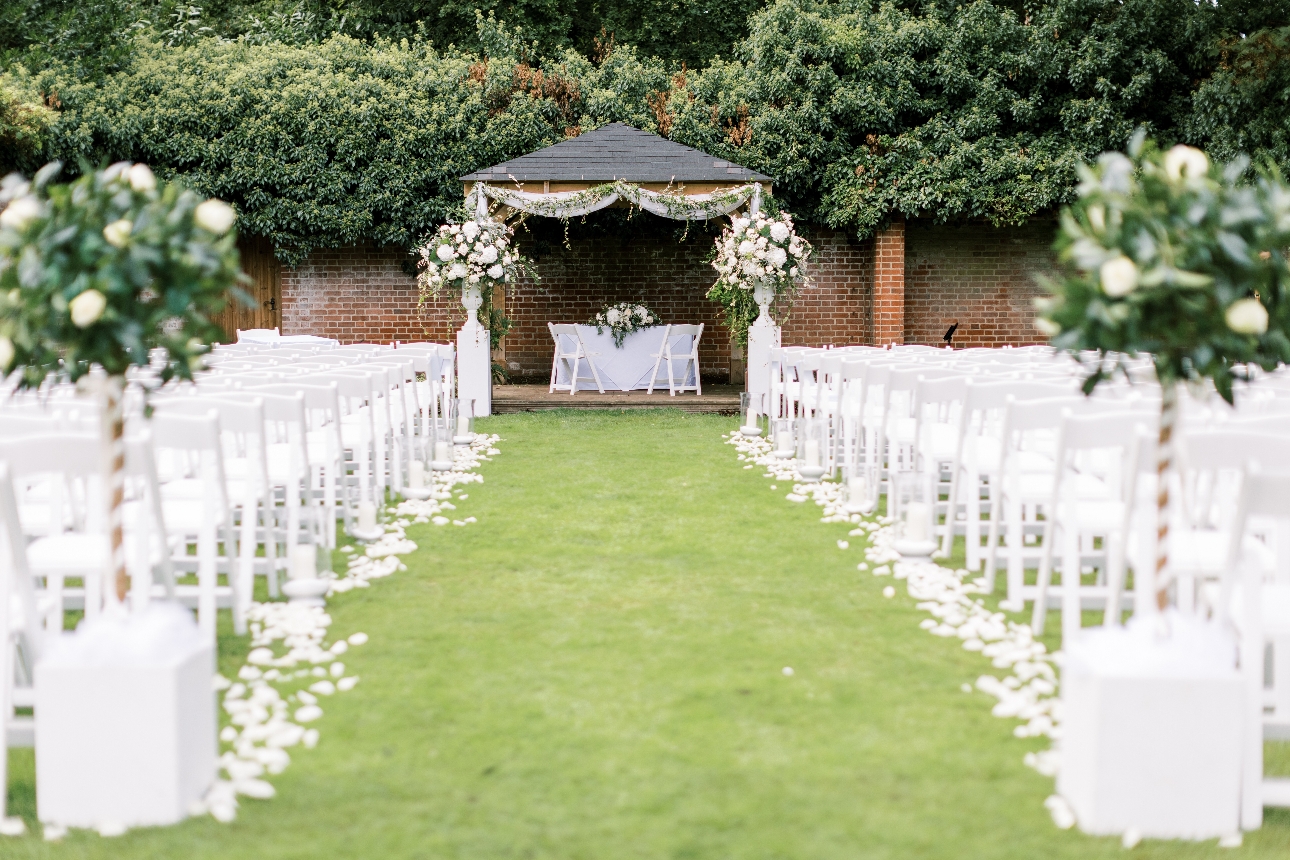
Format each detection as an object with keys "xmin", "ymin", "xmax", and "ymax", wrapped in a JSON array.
[
  {"xmin": 589, "ymin": 302, "xmax": 660, "ymax": 347},
  {"xmin": 707, "ymin": 208, "xmax": 812, "ymax": 344},
  {"xmin": 1035, "ymin": 132, "xmax": 1290, "ymax": 610}
]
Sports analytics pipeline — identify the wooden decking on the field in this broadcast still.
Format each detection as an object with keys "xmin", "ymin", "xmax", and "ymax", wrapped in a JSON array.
[{"xmin": 491, "ymin": 384, "xmax": 743, "ymax": 414}]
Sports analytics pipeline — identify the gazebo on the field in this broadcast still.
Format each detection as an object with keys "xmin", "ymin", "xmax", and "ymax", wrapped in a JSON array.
[{"xmin": 456, "ymin": 123, "xmax": 775, "ymax": 415}]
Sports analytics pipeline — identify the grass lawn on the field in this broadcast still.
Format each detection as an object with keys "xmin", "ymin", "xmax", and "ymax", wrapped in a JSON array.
[{"xmin": 4, "ymin": 409, "xmax": 1288, "ymax": 858}]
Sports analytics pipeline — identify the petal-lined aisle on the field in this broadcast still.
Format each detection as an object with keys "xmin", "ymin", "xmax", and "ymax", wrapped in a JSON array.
[{"xmin": 6, "ymin": 410, "xmax": 1288, "ymax": 857}]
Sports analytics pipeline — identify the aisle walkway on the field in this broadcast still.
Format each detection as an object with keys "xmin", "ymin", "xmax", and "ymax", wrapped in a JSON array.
[{"xmin": 7, "ymin": 411, "xmax": 1289, "ymax": 857}]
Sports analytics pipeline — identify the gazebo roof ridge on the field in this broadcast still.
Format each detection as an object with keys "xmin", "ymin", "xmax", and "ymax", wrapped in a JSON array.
[{"xmin": 460, "ymin": 123, "xmax": 772, "ymax": 185}]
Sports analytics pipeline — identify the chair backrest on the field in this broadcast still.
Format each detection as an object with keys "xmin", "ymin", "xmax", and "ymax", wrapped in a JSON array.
[{"xmin": 549, "ymin": 324, "xmax": 582, "ymax": 355}]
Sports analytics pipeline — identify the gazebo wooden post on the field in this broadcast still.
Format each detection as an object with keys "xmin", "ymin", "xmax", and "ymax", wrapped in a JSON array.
[{"xmin": 457, "ymin": 182, "xmax": 493, "ymax": 416}]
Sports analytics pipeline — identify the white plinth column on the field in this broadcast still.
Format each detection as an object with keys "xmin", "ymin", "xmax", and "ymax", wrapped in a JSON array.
[
  {"xmin": 456, "ymin": 322, "xmax": 491, "ymax": 417},
  {"xmin": 745, "ymin": 283, "xmax": 779, "ymax": 412},
  {"xmin": 746, "ymin": 322, "xmax": 779, "ymax": 410}
]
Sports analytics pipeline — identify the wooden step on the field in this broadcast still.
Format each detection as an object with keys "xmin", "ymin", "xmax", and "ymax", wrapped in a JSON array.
[{"xmin": 491, "ymin": 384, "xmax": 742, "ymax": 414}]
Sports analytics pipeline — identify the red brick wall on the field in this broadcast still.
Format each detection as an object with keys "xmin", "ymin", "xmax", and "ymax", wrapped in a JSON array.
[
  {"xmin": 280, "ymin": 215, "xmax": 874, "ymax": 378},
  {"xmin": 277, "ymin": 217, "xmax": 1055, "ymax": 364},
  {"xmin": 904, "ymin": 219, "xmax": 1057, "ymax": 347},
  {"xmin": 873, "ymin": 218, "xmax": 906, "ymax": 345},
  {"xmin": 280, "ymin": 245, "xmax": 460, "ymax": 344}
]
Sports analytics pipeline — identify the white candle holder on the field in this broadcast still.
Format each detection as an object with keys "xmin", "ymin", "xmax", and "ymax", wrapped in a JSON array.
[
  {"xmin": 453, "ymin": 397, "xmax": 476, "ymax": 446},
  {"xmin": 796, "ymin": 417, "xmax": 827, "ymax": 482},
  {"xmin": 739, "ymin": 392, "xmax": 764, "ymax": 437},
  {"xmin": 430, "ymin": 425, "xmax": 455, "ymax": 471},
  {"xmin": 770, "ymin": 418, "xmax": 795, "ymax": 459},
  {"xmin": 892, "ymin": 469, "xmax": 937, "ymax": 557},
  {"xmin": 843, "ymin": 472, "xmax": 875, "ymax": 515},
  {"xmin": 281, "ymin": 541, "xmax": 332, "ymax": 605},
  {"xmin": 348, "ymin": 499, "xmax": 385, "ymax": 543},
  {"xmin": 402, "ymin": 458, "xmax": 435, "ymax": 500}
]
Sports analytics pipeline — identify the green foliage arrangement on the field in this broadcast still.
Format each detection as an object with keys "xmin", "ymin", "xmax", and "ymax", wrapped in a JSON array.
[
  {"xmin": 1036, "ymin": 133, "xmax": 1290, "ymax": 402},
  {"xmin": 0, "ymin": 160, "xmax": 245, "ymax": 387},
  {"xmin": 0, "ymin": 80, "xmax": 54, "ymax": 175},
  {"xmin": 1035, "ymin": 132, "xmax": 1290, "ymax": 605},
  {"xmin": 1, "ymin": 0, "xmax": 1285, "ymax": 271}
]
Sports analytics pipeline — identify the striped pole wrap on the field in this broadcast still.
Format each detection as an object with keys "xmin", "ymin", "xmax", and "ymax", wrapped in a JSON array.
[
  {"xmin": 101, "ymin": 376, "xmax": 129, "ymax": 603},
  {"xmin": 1154, "ymin": 380, "xmax": 1178, "ymax": 612}
]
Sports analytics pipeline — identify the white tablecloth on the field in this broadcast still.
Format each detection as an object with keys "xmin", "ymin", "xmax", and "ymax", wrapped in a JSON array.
[{"xmin": 553, "ymin": 325, "xmax": 696, "ymax": 391}]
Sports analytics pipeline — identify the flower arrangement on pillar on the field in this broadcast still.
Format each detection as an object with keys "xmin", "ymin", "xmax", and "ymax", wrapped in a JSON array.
[
  {"xmin": 0, "ymin": 160, "xmax": 244, "ymax": 831},
  {"xmin": 1035, "ymin": 133, "xmax": 1290, "ymax": 838}
]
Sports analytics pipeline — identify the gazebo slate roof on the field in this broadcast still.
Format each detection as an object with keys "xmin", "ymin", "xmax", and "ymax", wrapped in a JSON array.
[{"xmin": 460, "ymin": 123, "xmax": 772, "ymax": 184}]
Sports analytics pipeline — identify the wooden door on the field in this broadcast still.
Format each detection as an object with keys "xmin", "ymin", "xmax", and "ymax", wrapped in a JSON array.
[{"xmin": 214, "ymin": 237, "xmax": 281, "ymax": 342}]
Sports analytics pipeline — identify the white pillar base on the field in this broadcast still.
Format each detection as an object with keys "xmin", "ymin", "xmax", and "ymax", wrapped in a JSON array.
[
  {"xmin": 746, "ymin": 320, "xmax": 780, "ymax": 412},
  {"xmin": 456, "ymin": 322, "xmax": 491, "ymax": 417}
]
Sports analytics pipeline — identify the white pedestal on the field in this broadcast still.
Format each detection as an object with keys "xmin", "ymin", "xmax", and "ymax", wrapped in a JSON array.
[
  {"xmin": 35, "ymin": 603, "xmax": 216, "ymax": 830},
  {"xmin": 457, "ymin": 321, "xmax": 491, "ymax": 417},
  {"xmin": 746, "ymin": 321, "xmax": 779, "ymax": 409},
  {"xmin": 1058, "ymin": 613, "xmax": 1242, "ymax": 840}
]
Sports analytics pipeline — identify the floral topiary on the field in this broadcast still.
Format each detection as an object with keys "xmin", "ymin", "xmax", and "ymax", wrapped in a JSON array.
[
  {"xmin": 1035, "ymin": 131, "xmax": 1290, "ymax": 605},
  {"xmin": 0, "ymin": 160, "xmax": 246, "ymax": 601}
]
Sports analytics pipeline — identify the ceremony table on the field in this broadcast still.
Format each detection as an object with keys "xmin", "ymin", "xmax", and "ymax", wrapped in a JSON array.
[{"xmin": 554, "ymin": 324, "xmax": 696, "ymax": 392}]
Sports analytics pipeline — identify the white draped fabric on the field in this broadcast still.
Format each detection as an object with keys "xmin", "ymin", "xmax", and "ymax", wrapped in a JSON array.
[
  {"xmin": 470, "ymin": 182, "xmax": 759, "ymax": 221},
  {"xmin": 552, "ymin": 325, "xmax": 696, "ymax": 391}
]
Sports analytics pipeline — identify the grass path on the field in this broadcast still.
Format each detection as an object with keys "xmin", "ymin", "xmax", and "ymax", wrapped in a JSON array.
[{"xmin": 5, "ymin": 410, "xmax": 1289, "ymax": 857}]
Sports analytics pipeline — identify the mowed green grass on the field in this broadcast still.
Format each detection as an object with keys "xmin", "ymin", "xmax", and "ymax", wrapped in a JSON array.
[{"xmin": 4, "ymin": 409, "xmax": 1288, "ymax": 858}]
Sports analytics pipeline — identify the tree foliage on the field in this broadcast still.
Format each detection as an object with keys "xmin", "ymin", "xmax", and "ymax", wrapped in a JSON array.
[{"xmin": 3, "ymin": 0, "xmax": 1289, "ymax": 263}]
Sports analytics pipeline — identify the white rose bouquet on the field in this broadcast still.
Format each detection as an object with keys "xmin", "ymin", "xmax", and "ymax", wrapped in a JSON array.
[
  {"xmin": 711, "ymin": 211, "xmax": 811, "ymax": 295},
  {"xmin": 590, "ymin": 302, "xmax": 660, "ymax": 348},
  {"xmin": 415, "ymin": 218, "xmax": 528, "ymax": 295},
  {"xmin": 1036, "ymin": 132, "xmax": 1290, "ymax": 608}
]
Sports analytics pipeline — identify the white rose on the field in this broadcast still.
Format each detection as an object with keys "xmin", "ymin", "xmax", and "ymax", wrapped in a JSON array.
[
  {"xmin": 755, "ymin": 236, "xmax": 768, "ymax": 249},
  {"xmin": 767, "ymin": 247, "xmax": 787, "ymax": 268},
  {"xmin": 467, "ymin": 274, "xmax": 480, "ymax": 284},
  {"xmin": 128, "ymin": 164, "xmax": 156, "ymax": 192},
  {"xmin": 1163, "ymin": 145, "xmax": 1209, "ymax": 182},
  {"xmin": 462, "ymin": 221, "xmax": 480, "ymax": 240},
  {"xmin": 1034, "ymin": 317, "xmax": 1062, "ymax": 337},
  {"xmin": 789, "ymin": 267, "xmax": 798, "ymax": 277},
  {"xmin": 606, "ymin": 309, "xmax": 622, "ymax": 324},
  {"xmin": 448, "ymin": 263, "xmax": 468, "ymax": 279},
  {"xmin": 487, "ymin": 264, "xmax": 504, "ymax": 279},
  {"xmin": 1226, "ymin": 298, "xmax": 1268, "ymax": 335},
  {"xmin": 738, "ymin": 240, "xmax": 754, "ymax": 257},
  {"xmin": 0, "ymin": 196, "xmax": 41, "ymax": 230},
  {"xmin": 69, "ymin": 289, "xmax": 107, "ymax": 328},
  {"xmin": 732, "ymin": 217, "xmax": 749, "ymax": 233},
  {"xmin": 194, "ymin": 199, "xmax": 236, "ymax": 235},
  {"xmin": 103, "ymin": 219, "xmax": 132, "ymax": 248},
  {"xmin": 0, "ymin": 336, "xmax": 12, "ymax": 370},
  {"xmin": 1099, "ymin": 255, "xmax": 1139, "ymax": 298},
  {"xmin": 770, "ymin": 222, "xmax": 790, "ymax": 242},
  {"xmin": 480, "ymin": 246, "xmax": 498, "ymax": 264},
  {"xmin": 635, "ymin": 307, "xmax": 648, "ymax": 320},
  {"xmin": 437, "ymin": 244, "xmax": 455, "ymax": 262}
]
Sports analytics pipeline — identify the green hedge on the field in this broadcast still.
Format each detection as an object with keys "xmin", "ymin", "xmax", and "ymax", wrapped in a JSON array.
[{"xmin": 12, "ymin": 0, "xmax": 1290, "ymax": 264}]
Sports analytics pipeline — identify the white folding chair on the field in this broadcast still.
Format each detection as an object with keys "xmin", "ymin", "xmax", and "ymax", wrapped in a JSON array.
[
  {"xmin": 648, "ymin": 323, "xmax": 703, "ymax": 396},
  {"xmin": 1221, "ymin": 468, "xmax": 1290, "ymax": 828},
  {"xmin": 549, "ymin": 324, "xmax": 604, "ymax": 395}
]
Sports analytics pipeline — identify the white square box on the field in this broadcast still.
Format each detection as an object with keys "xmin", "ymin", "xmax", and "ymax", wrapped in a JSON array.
[
  {"xmin": 35, "ymin": 603, "xmax": 216, "ymax": 830},
  {"xmin": 1058, "ymin": 612, "xmax": 1243, "ymax": 840}
]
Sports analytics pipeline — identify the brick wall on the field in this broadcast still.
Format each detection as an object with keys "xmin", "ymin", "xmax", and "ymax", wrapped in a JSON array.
[
  {"xmin": 277, "ymin": 216, "xmax": 1054, "ymax": 364},
  {"xmin": 872, "ymin": 218, "xmax": 906, "ymax": 345},
  {"xmin": 904, "ymin": 219, "xmax": 1057, "ymax": 347},
  {"xmin": 280, "ymin": 213, "xmax": 874, "ymax": 379}
]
